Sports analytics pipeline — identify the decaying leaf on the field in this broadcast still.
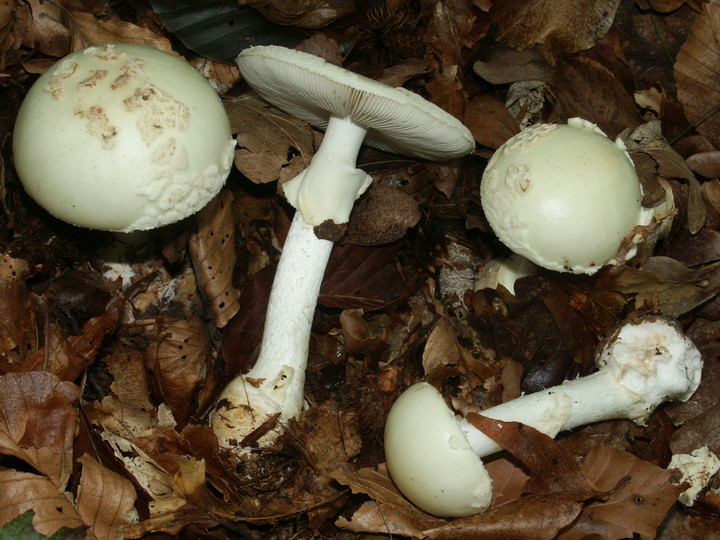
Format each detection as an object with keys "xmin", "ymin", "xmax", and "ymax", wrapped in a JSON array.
[
  {"xmin": 242, "ymin": 0, "xmax": 355, "ymax": 28},
  {"xmin": 227, "ymin": 94, "xmax": 314, "ymax": 185},
  {"xmin": 0, "ymin": 257, "xmax": 37, "ymax": 369},
  {"xmin": 0, "ymin": 372, "xmax": 79, "ymax": 491},
  {"xmin": 143, "ymin": 316, "xmax": 211, "ymax": 427},
  {"xmin": 560, "ymin": 445, "xmax": 683, "ymax": 539},
  {"xmin": 0, "ymin": 470, "xmax": 84, "ymax": 536},
  {"xmin": 491, "ymin": 0, "xmax": 621, "ymax": 63},
  {"xmin": 464, "ymin": 93, "xmax": 520, "ymax": 149},
  {"xmin": 189, "ymin": 189, "xmax": 240, "ymax": 329},
  {"xmin": 675, "ymin": 3, "xmax": 720, "ymax": 148},
  {"xmin": 75, "ymin": 454, "xmax": 138, "ymax": 540}
]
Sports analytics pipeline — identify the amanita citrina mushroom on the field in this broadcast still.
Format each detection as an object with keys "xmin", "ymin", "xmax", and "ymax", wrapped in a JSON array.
[
  {"xmin": 210, "ymin": 45, "xmax": 475, "ymax": 453},
  {"xmin": 13, "ymin": 43, "xmax": 235, "ymax": 232},
  {"xmin": 384, "ymin": 317, "xmax": 702, "ymax": 517},
  {"xmin": 480, "ymin": 118, "xmax": 653, "ymax": 275}
]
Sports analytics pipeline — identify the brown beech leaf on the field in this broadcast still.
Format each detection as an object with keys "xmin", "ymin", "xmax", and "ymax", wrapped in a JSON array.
[
  {"xmin": 553, "ymin": 55, "xmax": 641, "ymax": 137},
  {"xmin": 491, "ymin": 0, "xmax": 621, "ymax": 64},
  {"xmin": 228, "ymin": 94, "xmax": 314, "ymax": 184},
  {"xmin": 336, "ymin": 500, "xmax": 432, "ymax": 537},
  {"xmin": 104, "ymin": 351, "xmax": 154, "ymax": 412},
  {"xmin": 467, "ymin": 413, "xmax": 599, "ymax": 495},
  {"xmin": 597, "ymin": 257, "xmax": 720, "ymax": 318},
  {"xmin": 68, "ymin": 11, "xmax": 175, "ymax": 53},
  {"xmin": 472, "ymin": 42, "xmax": 554, "ymax": 85},
  {"xmin": 674, "ymin": 3, "xmax": 720, "ymax": 148},
  {"xmin": 331, "ymin": 464, "xmax": 443, "ymax": 534},
  {"xmin": 289, "ymin": 405, "xmax": 361, "ymax": 476},
  {"xmin": 635, "ymin": 0, "xmax": 694, "ymax": 12},
  {"xmin": 345, "ymin": 184, "xmax": 421, "ymax": 245},
  {"xmin": 320, "ymin": 242, "xmax": 411, "ymax": 310},
  {"xmin": 464, "ymin": 93, "xmax": 520, "ymax": 149},
  {"xmin": 0, "ymin": 372, "xmax": 79, "ymax": 491},
  {"xmin": 189, "ymin": 190, "xmax": 240, "ymax": 329},
  {"xmin": 75, "ymin": 453, "xmax": 137, "ymax": 540},
  {"xmin": 0, "ymin": 260, "xmax": 37, "ymax": 369},
  {"xmin": 244, "ymin": 0, "xmax": 355, "ymax": 28},
  {"xmin": 0, "ymin": 470, "xmax": 84, "ymax": 536},
  {"xmin": 423, "ymin": 492, "xmax": 589, "ymax": 540},
  {"xmin": 23, "ymin": 0, "xmax": 71, "ymax": 57},
  {"xmin": 687, "ymin": 150, "xmax": 720, "ymax": 178},
  {"xmin": 559, "ymin": 445, "xmax": 683, "ymax": 539},
  {"xmin": 143, "ymin": 316, "xmax": 211, "ymax": 427}
]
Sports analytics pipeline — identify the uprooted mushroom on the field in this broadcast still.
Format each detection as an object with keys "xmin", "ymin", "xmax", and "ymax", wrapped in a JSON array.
[
  {"xmin": 384, "ymin": 316, "xmax": 702, "ymax": 517},
  {"xmin": 210, "ymin": 45, "xmax": 475, "ymax": 454}
]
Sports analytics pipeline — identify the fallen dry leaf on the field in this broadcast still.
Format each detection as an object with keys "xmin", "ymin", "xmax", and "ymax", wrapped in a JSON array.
[
  {"xmin": 228, "ymin": 94, "xmax": 314, "ymax": 185},
  {"xmin": 143, "ymin": 316, "xmax": 211, "ymax": 427},
  {"xmin": 189, "ymin": 189, "xmax": 240, "ymax": 329},
  {"xmin": 674, "ymin": 3, "xmax": 720, "ymax": 148},
  {"xmin": 75, "ymin": 453, "xmax": 138, "ymax": 540},
  {"xmin": 0, "ymin": 469, "xmax": 84, "ymax": 536},
  {"xmin": 491, "ymin": 0, "xmax": 622, "ymax": 63},
  {"xmin": 0, "ymin": 372, "xmax": 79, "ymax": 491},
  {"xmin": 559, "ymin": 445, "xmax": 683, "ymax": 539}
]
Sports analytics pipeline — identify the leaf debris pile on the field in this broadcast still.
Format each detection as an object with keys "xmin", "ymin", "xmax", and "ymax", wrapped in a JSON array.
[{"xmin": 1, "ymin": 0, "xmax": 720, "ymax": 538}]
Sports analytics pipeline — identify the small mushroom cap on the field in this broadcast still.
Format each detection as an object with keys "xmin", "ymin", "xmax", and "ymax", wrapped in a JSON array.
[
  {"xmin": 13, "ymin": 43, "xmax": 235, "ymax": 232},
  {"xmin": 384, "ymin": 382, "xmax": 493, "ymax": 517},
  {"xmin": 235, "ymin": 45, "xmax": 474, "ymax": 161},
  {"xmin": 481, "ymin": 118, "xmax": 647, "ymax": 275}
]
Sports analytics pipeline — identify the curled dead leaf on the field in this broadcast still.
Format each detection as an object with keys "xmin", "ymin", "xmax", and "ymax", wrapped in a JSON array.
[
  {"xmin": 675, "ymin": 3, "xmax": 720, "ymax": 148},
  {"xmin": 189, "ymin": 189, "xmax": 240, "ymax": 329}
]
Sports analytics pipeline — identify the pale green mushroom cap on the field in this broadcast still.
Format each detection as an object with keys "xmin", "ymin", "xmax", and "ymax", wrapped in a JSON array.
[{"xmin": 13, "ymin": 43, "xmax": 235, "ymax": 232}]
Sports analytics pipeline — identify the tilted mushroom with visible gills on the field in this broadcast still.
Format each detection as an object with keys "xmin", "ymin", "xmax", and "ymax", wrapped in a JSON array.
[
  {"xmin": 12, "ymin": 43, "xmax": 235, "ymax": 233},
  {"xmin": 384, "ymin": 317, "xmax": 703, "ymax": 517},
  {"xmin": 211, "ymin": 45, "xmax": 475, "ymax": 453},
  {"xmin": 480, "ymin": 118, "xmax": 655, "ymax": 275}
]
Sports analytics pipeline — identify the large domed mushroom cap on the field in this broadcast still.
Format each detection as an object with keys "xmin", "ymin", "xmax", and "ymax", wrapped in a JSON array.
[
  {"xmin": 480, "ymin": 118, "xmax": 648, "ymax": 275},
  {"xmin": 13, "ymin": 43, "xmax": 235, "ymax": 232}
]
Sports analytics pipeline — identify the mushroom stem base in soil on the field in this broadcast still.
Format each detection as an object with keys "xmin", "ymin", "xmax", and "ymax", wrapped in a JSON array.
[
  {"xmin": 384, "ymin": 317, "xmax": 703, "ymax": 517},
  {"xmin": 211, "ymin": 211, "xmax": 332, "ymax": 449}
]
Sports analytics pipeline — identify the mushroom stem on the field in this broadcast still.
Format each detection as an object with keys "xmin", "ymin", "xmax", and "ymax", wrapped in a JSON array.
[
  {"xmin": 456, "ymin": 317, "xmax": 702, "ymax": 457},
  {"xmin": 384, "ymin": 317, "xmax": 702, "ymax": 517},
  {"xmin": 283, "ymin": 115, "xmax": 371, "ymax": 226},
  {"xmin": 212, "ymin": 211, "xmax": 332, "ymax": 448}
]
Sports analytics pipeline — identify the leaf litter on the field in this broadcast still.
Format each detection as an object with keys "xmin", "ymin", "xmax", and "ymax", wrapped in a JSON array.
[{"xmin": 1, "ymin": 0, "xmax": 720, "ymax": 538}]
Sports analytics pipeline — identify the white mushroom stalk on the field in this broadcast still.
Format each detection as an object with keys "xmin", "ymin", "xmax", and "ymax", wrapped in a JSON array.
[
  {"xmin": 211, "ymin": 46, "xmax": 475, "ymax": 452},
  {"xmin": 384, "ymin": 317, "xmax": 702, "ymax": 517}
]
